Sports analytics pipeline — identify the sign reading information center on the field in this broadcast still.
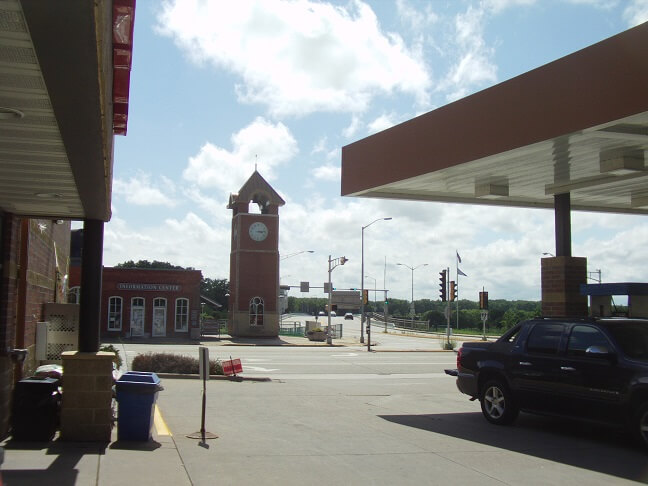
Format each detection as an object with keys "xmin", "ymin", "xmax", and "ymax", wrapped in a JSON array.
[{"xmin": 117, "ymin": 283, "xmax": 182, "ymax": 292}]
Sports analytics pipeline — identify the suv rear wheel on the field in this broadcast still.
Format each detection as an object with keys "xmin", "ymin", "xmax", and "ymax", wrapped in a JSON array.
[
  {"xmin": 635, "ymin": 402, "xmax": 648, "ymax": 449},
  {"xmin": 480, "ymin": 379, "xmax": 519, "ymax": 425}
]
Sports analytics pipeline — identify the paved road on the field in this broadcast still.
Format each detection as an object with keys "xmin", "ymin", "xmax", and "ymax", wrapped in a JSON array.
[
  {"xmin": 153, "ymin": 348, "xmax": 648, "ymax": 486},
  {"xmin": 110, "ymin": 334, "xmax": 648, "ymax": 485}
]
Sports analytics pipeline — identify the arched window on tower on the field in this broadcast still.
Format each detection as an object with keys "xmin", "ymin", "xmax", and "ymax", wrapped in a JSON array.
[{"xmin": 249, "ymin": 296, "xmax": 264, "ymax": 326}]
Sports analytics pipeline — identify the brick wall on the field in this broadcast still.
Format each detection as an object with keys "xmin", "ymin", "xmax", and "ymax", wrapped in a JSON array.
[
  {"xmin": 22, "ymin": 220, "xmax": 71, "ymax": 375},
  {"xmin": 0, "ymin": 216, "xmax": 70, "ymax": 439},
  {"xmin": 101, "ymin": 267, "xmax": 202, "ymax": 338},
  {"xmin": 541, "ymin": 256, "xmax": 588, "ymax": 317}
]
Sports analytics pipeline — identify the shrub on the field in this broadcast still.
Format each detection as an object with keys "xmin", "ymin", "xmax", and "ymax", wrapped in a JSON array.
[
  {"xmin": 100, "ymin": 344, "xmax": 123, "ymax": 369},
  {"xmin": 131, "ymin": 352, "xmax": 223, "ymax": 375},
  {"xmin": 307, "ymin": 328, "xmax": 323, "ymax": 334}
]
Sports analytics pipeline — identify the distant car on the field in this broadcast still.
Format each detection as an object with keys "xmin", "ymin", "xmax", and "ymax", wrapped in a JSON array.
[
  {"xmin": 344, "ymin": 313, "xmax": 353, "ymax": 320},
  {"xmin": 318, "ymin": 311, "xmax": 325, "ymax": 316},
  {"xmin": 330, "ymin": 311, "xmax": 337, "ymax": 317}
]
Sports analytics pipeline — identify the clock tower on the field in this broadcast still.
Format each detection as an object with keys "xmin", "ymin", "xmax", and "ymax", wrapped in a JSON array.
[{"xmin": 228, "ymin": 170, "xmax": 285, "ymax": 337}]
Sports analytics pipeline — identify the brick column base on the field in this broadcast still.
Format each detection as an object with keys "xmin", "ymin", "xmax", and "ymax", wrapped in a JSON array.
[
  {"xmin": 541, "ymin": 256, "xmax": 588, "ymax": 317},
  {"xmin": 61, "ymin": 351, "xmax": 114, "ymax": 442}
]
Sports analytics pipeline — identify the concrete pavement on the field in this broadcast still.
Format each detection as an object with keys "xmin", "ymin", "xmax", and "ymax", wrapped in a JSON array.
[{"xmin": 2, "ymin": 333, "xmax": 647, "ymax": 485}]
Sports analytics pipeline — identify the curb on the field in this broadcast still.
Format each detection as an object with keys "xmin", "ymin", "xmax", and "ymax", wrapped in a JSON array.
[{"xmin": 155, "ymin": 373, "xmax": 271, "ymax": 382}]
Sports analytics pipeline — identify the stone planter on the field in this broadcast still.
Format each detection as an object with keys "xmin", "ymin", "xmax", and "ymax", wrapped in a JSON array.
[{"xmin": 307, "ymin": 331, "xmax": 327, "ymax": 342}]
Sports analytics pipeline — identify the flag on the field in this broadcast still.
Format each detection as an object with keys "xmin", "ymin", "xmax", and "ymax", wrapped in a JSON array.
[
  {"xmin": 458, "ymin": 268, "xmax": 467, "ymax": 277},
  {"xmin": 456, "ymin": 251, "xmax": 462, "ymax": 263}
]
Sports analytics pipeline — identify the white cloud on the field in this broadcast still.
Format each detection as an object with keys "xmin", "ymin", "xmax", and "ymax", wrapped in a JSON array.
[
  {"xmin": 484, "ymin": 0, "xmax": 537, "ymax": 13},
  {"xmin": 112, "ymin": 173, "xmax": 177, "ymax": 207},
  {"xmin": 311, "ymin": 136, "xmax": 328, "ymax": 155},
  {"xmin": 312, "ymin": 164, "xmax": 341, "ymax": 182},
  {"xmin": 564, "ymin": 0, "xmax": 618, "ymax": 9},
  {"xmin": 181, "ymin": 117, "xmax": 298, "ymax": 194},
  {"xmin": 367, "ymin": 113, "xmax": 398, "ymax": 134},
  {"xmin": 104, "ymin": 212, "xmax": 228, "ymax": 273},
  {"xmin": 342, "ymin": 115, "xmax": 362, "ymax": 139},
  {"xmin": 104, "ymin": 189, "xmax": 648, "ymax": 302},
  {"xmin": 623, "ymin": 0, "xmax": 648, "ymax": 26},
  {"xmin": 396, "ymin": 0, "xmax": 439, "ymax": 31},
  {"xmin": 156, "ymin": 0, "xmax": 431, "ymax": 117},
  {"xmin": 440, "ymin": 5, "xmax": 498, "ymax": 102}
]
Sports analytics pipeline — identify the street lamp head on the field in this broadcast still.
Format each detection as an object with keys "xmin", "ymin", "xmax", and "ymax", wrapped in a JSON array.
[{"xmin": 383, "ymin": 217, "xmax": 392, "ymax": 221}]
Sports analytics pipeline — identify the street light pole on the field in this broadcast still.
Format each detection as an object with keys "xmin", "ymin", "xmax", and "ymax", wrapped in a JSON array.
[
  {"xmin": 281, "ymin": 250, "xmax": 315, "ymax": 261},
  {"xmin": 360, "ymin": 217, "xmax": 391, "ymax": 343},
  {"xmin": 327, "ymin": 254, "xmax": 348, "ymax": 345},
  {"xmin": 396, "ymin": 263, "xmax": 428, "ymax": 328}
]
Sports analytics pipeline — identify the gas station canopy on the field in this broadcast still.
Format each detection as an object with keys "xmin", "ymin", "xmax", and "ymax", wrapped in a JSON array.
[{"xmin": 341, "ymin": 22, "xmax": 648, "ymax": 215}]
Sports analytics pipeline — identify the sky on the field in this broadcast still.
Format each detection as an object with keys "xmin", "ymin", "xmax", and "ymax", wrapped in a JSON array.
[{"xmin": 94, "ymin": 0, "xmax": 648, "ymax": 304}]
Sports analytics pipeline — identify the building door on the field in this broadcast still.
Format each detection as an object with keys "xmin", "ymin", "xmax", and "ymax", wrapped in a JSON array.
[
  {"xmin": 130, "ymin": 297, "xmax": 145, "ymax": 337},
  {"xmin": 152, "ymin": 298, "xmax": 167, "ymax": 337}
]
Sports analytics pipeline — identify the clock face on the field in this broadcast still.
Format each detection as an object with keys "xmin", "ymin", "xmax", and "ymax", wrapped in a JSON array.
[{"xmin": 248, "ymin": 222, "xmax": 268, "ymax": 241}]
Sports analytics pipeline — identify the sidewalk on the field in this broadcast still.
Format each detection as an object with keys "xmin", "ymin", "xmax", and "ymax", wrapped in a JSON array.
[
  {"xmin": 1, "ymin": 421, "xmax": 190, "ymax": 486},
  {"xmin": 0, "ymin": 331, "xmax": 462, "ymax": 485}
]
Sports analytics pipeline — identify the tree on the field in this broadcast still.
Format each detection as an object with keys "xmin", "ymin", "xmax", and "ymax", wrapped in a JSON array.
[
  {"xmin": 114, "ymin": 259, "xmax": 194, "ymax": 270},
  {"xmin": 501, "ymin": 308, "xmax": 536, "ymax": 330},
  {"xmin": 200, "ymin": 278, "xmax": 229, "ymax": 317}
]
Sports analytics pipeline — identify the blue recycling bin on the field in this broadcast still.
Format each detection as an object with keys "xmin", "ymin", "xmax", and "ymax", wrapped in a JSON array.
[{"xmin": 115, "ymin": 372, "xmax": 163, "ymax": 441}]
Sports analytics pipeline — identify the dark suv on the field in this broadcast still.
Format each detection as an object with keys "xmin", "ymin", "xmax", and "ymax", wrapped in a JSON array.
[{"xmin": 446, "ymin": 318, "xmax": 648, "ymax": 448}]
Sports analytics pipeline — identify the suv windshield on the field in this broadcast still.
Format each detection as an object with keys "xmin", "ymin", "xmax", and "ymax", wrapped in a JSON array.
[{"xmin": 603, "ymin": 321, "xmax": 648, "ymax": 360}]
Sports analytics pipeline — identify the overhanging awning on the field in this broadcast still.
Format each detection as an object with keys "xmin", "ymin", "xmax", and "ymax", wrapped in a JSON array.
[{"xmin": 341, "ymin": 22, "xmax": 648, "ymax": 215}]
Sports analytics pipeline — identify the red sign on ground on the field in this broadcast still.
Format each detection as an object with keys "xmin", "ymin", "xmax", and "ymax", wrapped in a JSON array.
[{"xmin": 222, "ymin": 358, "xmax": 243, "ymax": 376}]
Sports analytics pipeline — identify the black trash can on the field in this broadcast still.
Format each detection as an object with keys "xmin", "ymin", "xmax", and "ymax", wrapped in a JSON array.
[
  {"xmin": 11, "ymin": 376, "xmax": 61, "ymax": 441},
  {"xmin": 115, "ymin": 372, "xmax": 163, "ymax": 441}
]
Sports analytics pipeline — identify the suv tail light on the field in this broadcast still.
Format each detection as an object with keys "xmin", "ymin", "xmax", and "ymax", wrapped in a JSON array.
[{"xmin": 456, "ymin": 347, "xmax": 463, "ymax": 369}]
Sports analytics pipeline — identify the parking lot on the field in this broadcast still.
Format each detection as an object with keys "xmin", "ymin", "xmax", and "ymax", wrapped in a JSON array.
[
  {"xmin": 148, "ymin": 340, "xmax": 648, "ymax": 485},
  {"xmin": 3, "ymin": 337, "xmax": 648, "ymax": 485}
]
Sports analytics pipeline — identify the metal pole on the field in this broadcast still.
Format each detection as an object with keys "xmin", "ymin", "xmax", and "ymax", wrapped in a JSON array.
[
  {"xmin": 366, "ymin": 315, "xmax": 371, "ymax": 351},
  {"xmin": 201, "ymin": 372, "xmax": 206, "ymax": 441},
  {"xmin": 411, "ymin": 266, "xmax": 414, "ymax": 329},
  {"xmin": 456, "ymin": 259, "xmax": 459, "ymax": 330},
  {"xmin": 384, "ymin": 289, "xmax": 388, "ymax": 332},
  {"xmin": 359, "ymin": 218, "xmax": 391, "ymax": 344},
  {"xmin": 446, "ymin": 267, "xmax": 451, "ymax": 347},
  {"xmin": 327, "ymin": 255, "xmax": 332, "ymax": 345},
  {"xmin": 360, "ymin": 228, "xmax": 365, "ymax": 344},
  {"xmin": 384, "ymin": 256, "xmax": 387, "ymax": 332}
]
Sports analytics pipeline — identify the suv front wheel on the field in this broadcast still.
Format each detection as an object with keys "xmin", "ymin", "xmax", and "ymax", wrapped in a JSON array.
[{"xmin": 480, "ymin": 379, "xmax": 519, "ymax": 425}]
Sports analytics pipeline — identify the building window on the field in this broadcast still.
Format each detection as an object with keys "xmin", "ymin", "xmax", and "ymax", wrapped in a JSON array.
[
  {"xmin": 249, "ymin": 296, "xmax": 264, "ymax": 326},
  {"xmin": 108, "ymin": 296, "xmax": 122, "ymax": 331},
  {"xmin": 68, "ymin": 286, "xmax": 81, "ymax": 304},
  {"xmin": 153, "ymin": 297, "xmax": 167, "ymax": 337},
  {"xmin": 175, "ymin": 298, "xmax": 189, "ymax": 332}
]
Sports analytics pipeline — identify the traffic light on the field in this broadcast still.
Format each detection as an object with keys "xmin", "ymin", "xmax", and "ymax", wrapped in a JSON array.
[
  {"xmin": 331, "ymin": 304, "xmax": 338, "ymax": 312},
  {"xmin": 479, "ymin": 291, "xmax": 489, "ymax": 310},
  {"xmin": 449, "ymin": 281, "xmax": 457, "ymax": 301},
  {"xmin": 439, "ymin": 270, "xmax": 447, "ymax": 301},
  {"xmin": 362, "ymin": 289, "xmax": 369, "ymax": 304}
]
